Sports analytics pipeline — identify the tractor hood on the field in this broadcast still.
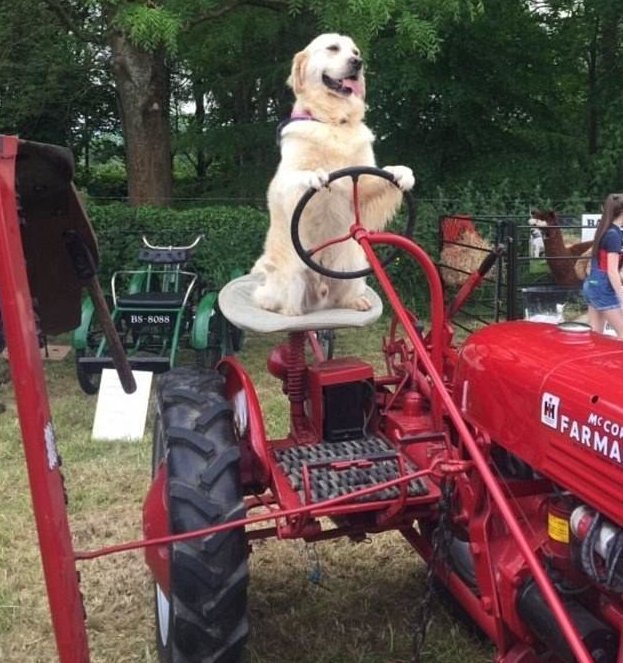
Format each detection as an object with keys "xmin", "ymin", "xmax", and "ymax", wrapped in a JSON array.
[{"xmin": 454, "ymin": 321, "xmax": 623, "ymax": 526}]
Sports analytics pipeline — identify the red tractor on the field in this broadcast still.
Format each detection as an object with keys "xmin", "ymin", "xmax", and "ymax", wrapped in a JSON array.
[{"xmin": 1, "ymin": 135, "xmax": 622, "ymax": 663}]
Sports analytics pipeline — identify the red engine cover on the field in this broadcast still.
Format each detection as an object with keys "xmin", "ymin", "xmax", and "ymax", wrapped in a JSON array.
[{"xmin": 454, "ymin": 321, "xmax": 623, "ymax": 526}]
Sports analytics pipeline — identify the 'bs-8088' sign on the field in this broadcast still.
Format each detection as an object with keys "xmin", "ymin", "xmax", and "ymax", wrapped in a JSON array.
[{"xmin": 127, "ymin": 314, "xmax": 172, "ymax": 325}]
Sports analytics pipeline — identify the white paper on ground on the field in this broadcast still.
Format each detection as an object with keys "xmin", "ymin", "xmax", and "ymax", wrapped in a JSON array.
[{"xmin": 91, "ymin": 369, "xmax": 153, "ymax": 441}]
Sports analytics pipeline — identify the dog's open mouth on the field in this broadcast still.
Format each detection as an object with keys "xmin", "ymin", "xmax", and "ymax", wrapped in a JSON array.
[{"xmin": 322, "ymin": 73, "xmax": 363, "ymax": 97}]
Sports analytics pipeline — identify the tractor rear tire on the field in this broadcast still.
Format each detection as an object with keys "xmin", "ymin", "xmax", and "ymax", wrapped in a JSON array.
[{"xmin": 153, "ymin": 366, "xmax": 249, "ymax": 663}]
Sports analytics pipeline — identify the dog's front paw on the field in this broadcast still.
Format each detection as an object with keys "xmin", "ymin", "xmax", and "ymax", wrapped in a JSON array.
[
  {"xmin": 300, "ymin": 168, "xmax": 329, "ymax": 190},
  {"xmin": 383, "ymin": 165, "xmax": 415, "ymax": 192}
]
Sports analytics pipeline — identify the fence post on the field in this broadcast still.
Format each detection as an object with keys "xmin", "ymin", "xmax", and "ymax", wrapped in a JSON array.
[
  {"xmin": 506, "ymin": 220, "xmax": 519, "ymax": 320},
  {"xmin": 493, "ymin": 219, "xmax": 502, "ymax": 322}
]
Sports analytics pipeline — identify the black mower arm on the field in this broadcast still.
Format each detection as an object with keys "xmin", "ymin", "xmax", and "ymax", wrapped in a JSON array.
[{"xmin": 65, "ymin": 230, "xmax": 137, "ymax": 394}]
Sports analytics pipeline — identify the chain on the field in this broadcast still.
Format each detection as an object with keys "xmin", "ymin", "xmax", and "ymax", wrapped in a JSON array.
[
  {"xmin": 411, "ymin": 476, "xmax": 455, "ymax": 663},
  {"xmin": 300, "ymin": 541, "xmax": 325, "ymax": 587}
]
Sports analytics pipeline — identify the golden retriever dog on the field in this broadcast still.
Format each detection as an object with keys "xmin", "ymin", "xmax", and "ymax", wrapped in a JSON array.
[{"xmin": 252, "ymin": 33, "xmax": 415, "ymax": 316}]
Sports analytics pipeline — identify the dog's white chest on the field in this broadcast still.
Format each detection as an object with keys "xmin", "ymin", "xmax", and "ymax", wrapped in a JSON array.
[{"xmin": 281, "ymin": 122, "xmax": 374, "ymax": 168}]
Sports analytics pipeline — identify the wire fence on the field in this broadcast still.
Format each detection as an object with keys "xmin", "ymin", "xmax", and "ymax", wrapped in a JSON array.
[
  {"xmin": 439, "ymin": 214, "xmax": 592, "ymax": 333},
  {"xmin": 85, "ymin": 194, "xmax": 607, "ymax": 213}
]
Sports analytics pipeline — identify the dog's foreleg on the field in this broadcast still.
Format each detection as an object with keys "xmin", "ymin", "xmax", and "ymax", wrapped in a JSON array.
[
  {"xmin": 358, "ymin": 165, "xmax": 415, "ymax": 231},
  {"xmin": 295, "ymin": 168, "xmax": 330, "ymax": 191},
  {"xmin": 383, "ymin": 165, "xmax": 416, "ymax": 192}
]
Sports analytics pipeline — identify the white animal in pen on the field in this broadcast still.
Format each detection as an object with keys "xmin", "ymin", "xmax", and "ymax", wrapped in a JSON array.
[{"xmin": 527, "ymin": 218, "xmax": 545, "ymax": 258}]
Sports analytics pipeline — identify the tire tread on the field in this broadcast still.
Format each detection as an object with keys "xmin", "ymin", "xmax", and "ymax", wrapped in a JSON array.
[{"xmin": 153, "ymin": 366, "xmax": 248, "ymax": 663}]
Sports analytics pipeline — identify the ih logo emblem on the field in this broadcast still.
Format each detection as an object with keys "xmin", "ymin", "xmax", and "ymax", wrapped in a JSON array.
[{"xmin": 541, "ymin": 392, "xmax": 560, "ymax": 429}]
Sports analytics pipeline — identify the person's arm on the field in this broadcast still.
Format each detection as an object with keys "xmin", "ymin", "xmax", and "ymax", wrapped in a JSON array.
[{"xmin": 606, "ymin": 251, "xmax": 623, "ymax": 304}]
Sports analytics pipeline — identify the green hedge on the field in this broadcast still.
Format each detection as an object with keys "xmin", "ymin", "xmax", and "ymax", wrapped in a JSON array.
[
  {"xmin": 86, "ymin": 203, "xmax": 269, "ymax": 291},
  {"xmin": 85, "ymin": 199, "xmax": 440, "ymax": 314}
]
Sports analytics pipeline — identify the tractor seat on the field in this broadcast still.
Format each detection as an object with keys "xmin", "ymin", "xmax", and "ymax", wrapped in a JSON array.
[
  {"xmin": 115, "ymin": 292, "xmax": 185, "ymax": 309},
  {"xmin": 138, "ymin": 248, "xmax": 193, "ymax": 264},
  {"xmin": 218, "ymin": 273, "xmax": 382, "ymax": 333}
]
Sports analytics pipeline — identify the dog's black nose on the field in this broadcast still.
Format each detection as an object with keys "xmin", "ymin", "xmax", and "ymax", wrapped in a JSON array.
[{"xmin": 349, "ymin": 56, "xmax": 363, "ymax": 71}]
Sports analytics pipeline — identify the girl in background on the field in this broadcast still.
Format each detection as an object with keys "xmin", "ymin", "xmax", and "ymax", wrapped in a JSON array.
[{"xmin": 582, "ymin": 193, "xmax": 623, "ymax": 336}]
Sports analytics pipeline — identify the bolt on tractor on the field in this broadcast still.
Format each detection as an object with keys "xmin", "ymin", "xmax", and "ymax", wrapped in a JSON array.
[{"xmin": 3, "ymin": 135, "xmax": 623, "ymax": 663}]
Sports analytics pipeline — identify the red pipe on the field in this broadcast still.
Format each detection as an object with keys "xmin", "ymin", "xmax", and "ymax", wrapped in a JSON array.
[
  {"xmin": 76, "ymin": 465, "xmax": 436, "ymax": 560},
  {"xmin": 356, "ymin": 229, "xmax": 446, "ymax": 428}
]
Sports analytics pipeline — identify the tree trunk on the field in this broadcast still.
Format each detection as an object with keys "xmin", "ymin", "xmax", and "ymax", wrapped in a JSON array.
[
  {"xmin": 110, "ymin": 31, "xmax": 172, "ymax": 206},
  {"xmin": 193, "ymin": 80, "xmax": 207, "ymax": 180}
]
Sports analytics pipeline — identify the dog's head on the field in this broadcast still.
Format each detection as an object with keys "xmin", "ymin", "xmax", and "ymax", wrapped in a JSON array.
[{"xmin": 288, "ymin": 33, "xmax": 366, "ymax": 124}]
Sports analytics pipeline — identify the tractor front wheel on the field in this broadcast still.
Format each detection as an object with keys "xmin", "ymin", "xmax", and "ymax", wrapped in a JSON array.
[{"xmin": 153, "ymin": 367, "xmax": 249, "ymax": 663}]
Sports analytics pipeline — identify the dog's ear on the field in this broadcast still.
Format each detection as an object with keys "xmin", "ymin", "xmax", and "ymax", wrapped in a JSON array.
[{"xmin": 288, "ymin": 50, "xmax": 308, "ymax": 94}]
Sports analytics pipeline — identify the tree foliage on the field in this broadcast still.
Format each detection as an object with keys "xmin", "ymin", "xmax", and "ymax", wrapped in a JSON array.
[
  {"xmin": 0, "ymin": 0, "xmax": 116, "ymax": 150},
  {"xmin": 115, "ymin": 4, "xmax": 182, "ymax": 53},
  {"xmin": 1, "ymin": 0, "xmax": 621, "ymax": 202}
]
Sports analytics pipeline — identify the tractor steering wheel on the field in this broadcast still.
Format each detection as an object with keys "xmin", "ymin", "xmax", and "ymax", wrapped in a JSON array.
[{"xmin": 290, "ymin": 166, "xmax": 416, "ymax": 279}]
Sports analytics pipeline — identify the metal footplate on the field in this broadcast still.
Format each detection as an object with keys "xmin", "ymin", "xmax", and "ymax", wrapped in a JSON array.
[{"xmin": 273, "ymin": 436, "xmax": 428, "ymax": 503}]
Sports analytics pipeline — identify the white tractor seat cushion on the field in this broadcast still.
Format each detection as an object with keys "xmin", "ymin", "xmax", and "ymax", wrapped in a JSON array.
[{"xmin": 218, "ymin": 274, "xmax": 382, "ymax": 334}]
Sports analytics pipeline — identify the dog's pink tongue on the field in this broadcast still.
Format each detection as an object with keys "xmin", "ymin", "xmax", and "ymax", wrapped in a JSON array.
[{"xmin": 342, "ymin": 78, "xmax": 363, "ymax": 97}]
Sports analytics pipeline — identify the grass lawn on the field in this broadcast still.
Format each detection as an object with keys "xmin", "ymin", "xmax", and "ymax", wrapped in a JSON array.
[{"xmin": 0, "ymin": 322, "xmax": 491, "ymax": 663}]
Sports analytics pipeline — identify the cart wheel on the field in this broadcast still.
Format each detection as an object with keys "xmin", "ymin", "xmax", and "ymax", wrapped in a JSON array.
[
  {"xmin": 229, "ymin": 321, "xmax": 245, "ymax": 353},
  {"xmin": 199, "ymin": 311, "xmax": 244, "ymax": 369},
  {"xmin": 205, "ymin": 325, "xmax": 224, "ymax": 370},
  {"xmin": 74, "ymin": 293, "xmax": 115, "ymax": 395},
  {"xmin": 196, "ymin": 328, "xmax": 221, "ymax": 370},
  {"xmin": 75, "ymin": 349, "xmax": 101, "ymax": 395},
  {"xmin": 152, "ymin": 367, "xmax": 249, "ymax": 663}
]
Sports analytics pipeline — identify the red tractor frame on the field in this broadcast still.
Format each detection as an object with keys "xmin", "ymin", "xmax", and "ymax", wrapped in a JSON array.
[{"xmin": 2, "ymin": 135, "xmax": 622, "ymax": 663}]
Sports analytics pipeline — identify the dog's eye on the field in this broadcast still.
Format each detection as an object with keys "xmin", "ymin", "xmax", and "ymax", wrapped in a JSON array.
[
  {"xmin": 327, "ymin": 44, "xmax": 340, "ymax": 52},
  {"xmin": 353, "ymin": 49, "xmax": 360, "ymax": 56}
]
